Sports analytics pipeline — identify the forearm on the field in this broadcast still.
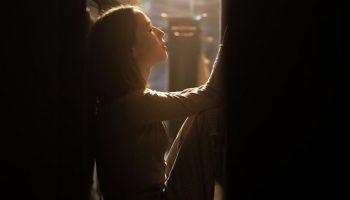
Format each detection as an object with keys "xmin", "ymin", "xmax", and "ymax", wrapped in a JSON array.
[{"xmin": 114, "ymin": 44, "xmax": 225, "ymax": 124}]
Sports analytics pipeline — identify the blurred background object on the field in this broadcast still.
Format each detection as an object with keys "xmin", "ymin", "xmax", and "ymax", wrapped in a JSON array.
[{"xmin": 142, "ymin": 0, "xmax": 221, "ymax": 143}]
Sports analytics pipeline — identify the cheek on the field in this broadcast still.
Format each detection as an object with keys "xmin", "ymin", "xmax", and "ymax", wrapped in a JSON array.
[
  {"xmin": 145, "ymin": 38, "xmax": 162, "ymax": 56},
  {"xmin": 136, "ymin": 35, "xmax": 165, "ymax": 62},
  {"xmin": 134, "ymin": 41, "xmax": 151, "ymax": 59},
  {"xmin": 140, "ymin": 36, "xmax": 156, "ymax": 51}
]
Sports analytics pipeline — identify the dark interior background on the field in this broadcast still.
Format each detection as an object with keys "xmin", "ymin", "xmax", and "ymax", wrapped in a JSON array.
[
  {"xmin": 226, "ymin": 0, "xmax": 343, "ymax": 199},
  {"xmin": 1, "ymin": 1, "xmax": 89, "ymax": 199},
  {"xmin": 1, "ymin": 0, "xmax": 343, "ymax": 199}
]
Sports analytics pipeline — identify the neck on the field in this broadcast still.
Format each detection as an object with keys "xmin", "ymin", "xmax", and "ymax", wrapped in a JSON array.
[{"xmin": 139, "ymin": 63, "xmax": 151, "ymax": 83}]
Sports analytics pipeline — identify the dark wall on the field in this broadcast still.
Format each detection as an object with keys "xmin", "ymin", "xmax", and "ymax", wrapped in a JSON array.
[
  {"xmin": 1, "ymin": 1, "xmax": 90, "ymax": 199},
  {"xmin": 225, "ymin": 0, "xmax": 342, "ymax": 199}
]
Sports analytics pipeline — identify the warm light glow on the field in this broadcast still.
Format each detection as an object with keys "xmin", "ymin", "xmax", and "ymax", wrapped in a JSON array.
[
  {"xmin": 203, "ymin": 36, "xmax": 214, "ymax": 43},
  {"xmin": 171, "ymin": 26, "xmax": 197, "ymax": 31},
  {"xmin": 174, "ymin": 32, "xmax": 195, "ymax": 37}
]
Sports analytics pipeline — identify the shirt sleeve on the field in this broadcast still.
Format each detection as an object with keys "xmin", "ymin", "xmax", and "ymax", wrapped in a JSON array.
[{"xmin": 113, "ymin": 44, "xmax": 225, "ymax": 124}]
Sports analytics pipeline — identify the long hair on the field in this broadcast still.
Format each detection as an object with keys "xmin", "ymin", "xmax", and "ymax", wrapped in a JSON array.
[
  {"xmin": 86, "ymin": 6, "xmax": 146, "ymax": 198},
  {"xmin": 87, "ymin": 5, "xmax": 146, "ymax": 107}
]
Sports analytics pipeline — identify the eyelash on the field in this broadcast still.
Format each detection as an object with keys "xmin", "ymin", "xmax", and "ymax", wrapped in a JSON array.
[{"xmin": 149, "ymin": 26, "xmax": 154, "ymax": 32}]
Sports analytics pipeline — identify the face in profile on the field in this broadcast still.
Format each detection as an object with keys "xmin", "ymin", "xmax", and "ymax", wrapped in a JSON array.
[{"xmin": 132, "ymin": 9, "xmax": 168, "ymax": 68}]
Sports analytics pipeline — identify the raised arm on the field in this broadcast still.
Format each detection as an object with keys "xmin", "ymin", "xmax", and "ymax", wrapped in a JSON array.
[{"xmin": 113, "ymin": 44, "xmax": 225, "ymax": 124}]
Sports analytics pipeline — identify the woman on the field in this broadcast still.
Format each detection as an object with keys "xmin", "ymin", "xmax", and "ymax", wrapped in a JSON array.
[{"xmin": 88, "ymin": 4, "xmax": 225, "ymax": 200}]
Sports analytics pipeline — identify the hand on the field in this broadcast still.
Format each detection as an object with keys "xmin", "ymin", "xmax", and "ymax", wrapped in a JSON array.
[
  {"xmin": 221, "ymin": 25, "xmax": 228, "ymax": 46},
  {"xmin": 206, "ymin": 26, "xmax": 228, "ymax": 96}
]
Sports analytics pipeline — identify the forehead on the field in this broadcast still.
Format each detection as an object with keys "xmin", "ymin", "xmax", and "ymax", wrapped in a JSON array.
[{"xmin": 133, "ymin": 9, "xmax": 151, "ymax": 27}]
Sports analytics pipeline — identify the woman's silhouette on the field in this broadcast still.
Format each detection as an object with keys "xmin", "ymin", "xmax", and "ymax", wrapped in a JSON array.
[{"xmin": 88, "ymin": 4, "xmax": 225, "ymax": 200}]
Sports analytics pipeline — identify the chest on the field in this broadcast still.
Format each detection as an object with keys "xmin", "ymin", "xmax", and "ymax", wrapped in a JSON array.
[{"xmin": 137, "ymin": 122, "xmax": 169, "ymax": 155}]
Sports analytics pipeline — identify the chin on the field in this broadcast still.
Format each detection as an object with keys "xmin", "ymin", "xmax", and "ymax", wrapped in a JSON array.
[
  {"xmin": 162, "ymin": 51, "xmax": 168, "ymax": 61},
  {"xmin": 157, "ymin": 52, "xmax": 168, "ymax": 63}
]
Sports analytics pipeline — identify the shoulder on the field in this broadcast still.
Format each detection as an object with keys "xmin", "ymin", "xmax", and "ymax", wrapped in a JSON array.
[{"xmin": 110, "ymin": 88, "xmax": 161, "ymax": 121}]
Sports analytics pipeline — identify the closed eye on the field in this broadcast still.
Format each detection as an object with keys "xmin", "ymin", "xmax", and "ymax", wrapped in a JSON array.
[{"xmin": 146, "ymin": 21, "xmax": 154, "ymax": 32}]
